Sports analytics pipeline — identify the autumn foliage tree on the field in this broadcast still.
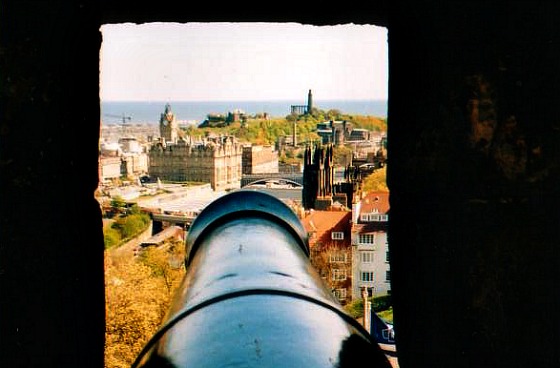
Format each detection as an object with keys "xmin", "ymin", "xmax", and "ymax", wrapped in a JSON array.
[
  {"xmin": 103, "ymin": 206, "xmax": 151, "ymax": 249},
  {"xmin": 104, "ymin": 240, "xmax": 186, "ymax": 368},
  {"xmin": 310, "ymin": 242, "xmax": 352, "ymax": 305},
  {"xmin": 362, "ymin": 166, "xmax": 388, "ymax": 193}
]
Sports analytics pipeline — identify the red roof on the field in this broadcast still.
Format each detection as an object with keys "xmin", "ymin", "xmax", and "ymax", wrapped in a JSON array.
[
  {"xmin": 301, "ymin": 210, "xmax": 352, "ymax": 250},
  {"xmin": 360, "ymin": 191, "xmax": 390, "ymax": 215}
]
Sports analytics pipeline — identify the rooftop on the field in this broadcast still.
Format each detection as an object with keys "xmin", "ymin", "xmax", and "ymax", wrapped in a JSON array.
[
  {"xmin": 300, "ymin": 209, "xmax": 352, "ymax": 248},
  {"xmin": 360, "ymin": 191, "xmax": 390, "ymax": 215}
]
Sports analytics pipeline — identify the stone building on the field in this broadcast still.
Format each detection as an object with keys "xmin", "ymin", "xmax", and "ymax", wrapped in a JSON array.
[
  {"xmin": 302, "ymin": 144, "xmax": 334, "ymax": 210},
  {"xmin": 241, "ymin": 144, "xmax": 279, "ymax": 174},
  {"xmin": 150, "ymin": 103, "xmax": 242, "ymax": 191},
  {"xmin": 149, "ymin": 135, "xmax": 242, "ymax": 191},
  {"xmin": 98, "ymin": 137, "xmax": 149, "ymax": 182},
  {"xmin": 120, "ymin": 152, "xmax": 149, "ymax": 179},
  {"xmin": 118, "ymin": 137, "xmax": 149, "ymax": 178},
  {"xmin": 98, "ymin": 156, "xmax": 121, "ymax": 182},
  {"xmin": 316, "ymin": 120, "xmax": 352, "ymax": 146},
  {"xmin": 302, "ymin": 143, "xmax": 360, "ymax": 210}
]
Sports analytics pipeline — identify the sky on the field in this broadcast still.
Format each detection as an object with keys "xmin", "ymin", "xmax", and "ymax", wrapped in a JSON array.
[{"xmin": 99, "ymin": 22, "xmax": 388, "ymax": 102}]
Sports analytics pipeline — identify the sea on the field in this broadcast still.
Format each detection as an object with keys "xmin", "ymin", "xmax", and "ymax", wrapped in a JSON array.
[{"xmin": 101, "ymin": 100, "xmax": 387, "ymax": 126}]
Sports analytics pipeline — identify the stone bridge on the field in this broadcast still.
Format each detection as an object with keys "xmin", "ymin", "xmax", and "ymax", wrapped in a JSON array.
[
  {"xmin": 241, "ymin": 173, "xmax": 303, "ymax": 187},
  {"xmin": 150, "ymin": 212, "xmax": 197, "ymax": 235}
]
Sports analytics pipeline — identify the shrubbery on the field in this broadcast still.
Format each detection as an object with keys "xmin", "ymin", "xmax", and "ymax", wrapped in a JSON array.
[
  {"xmin": 103, "ymin": 205, "xmax": 151, "ymax": 249},
  {"xmin": 105, "ymin": 240, "xmax": 186, "ymax": 367},
  {"xmin": 103, "ymin": 227, "xmax": 121, "ymax": 249},
  {"xmin": 111, "ymin": 213, "xmax": 150, "ymax": 239},
  {"xmin": 344, "ymin": 294, "xmax": 393, "ymax": 319}
]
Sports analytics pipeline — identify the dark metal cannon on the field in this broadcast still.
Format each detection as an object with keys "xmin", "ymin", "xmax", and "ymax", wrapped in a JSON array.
[{"xmin": 133, "ymin": 190, "xmax": 392, "ymax": 368}]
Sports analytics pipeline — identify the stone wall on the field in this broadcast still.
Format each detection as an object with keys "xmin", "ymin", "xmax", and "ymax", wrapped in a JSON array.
[{"xmin": 389, "ymin": 3, "xmax": 560, "ymax": 367}]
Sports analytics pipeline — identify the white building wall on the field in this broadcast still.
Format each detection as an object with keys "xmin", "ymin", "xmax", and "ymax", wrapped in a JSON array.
[
  {"xmin": 351, "ymin": 230, "xmax": 391, "ymax": 299},
  {"xmin": 372, "ymin": 232, "xmax": 391, "ymax": 296},
  {"xmin": 100, "ymin": 157, "xmax": 121, "ymax": 181}
]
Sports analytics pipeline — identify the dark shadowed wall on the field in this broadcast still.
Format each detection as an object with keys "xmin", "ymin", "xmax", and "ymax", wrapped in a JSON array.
[{"xmin": 388, "ymin": 3, "xmax": 560, "ymax": 367}]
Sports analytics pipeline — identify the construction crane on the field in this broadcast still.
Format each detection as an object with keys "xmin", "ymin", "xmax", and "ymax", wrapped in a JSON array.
[
  {"xmin": 104, "ymin": 113, "xmax": 132, "ymax": 137},
  {"xmin": 104, "ymin": 113, "xmax": 132, "ymax": 126}
]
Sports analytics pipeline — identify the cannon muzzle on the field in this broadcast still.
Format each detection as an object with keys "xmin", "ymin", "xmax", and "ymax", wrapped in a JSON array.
[{"xmin": 133, "ymin": 190, "xmax": 391, "ymax": 367}]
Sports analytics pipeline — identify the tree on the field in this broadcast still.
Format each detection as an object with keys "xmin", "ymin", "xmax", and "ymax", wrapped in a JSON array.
[
  {"xmin": 333, "ymin": 145, "xmax": 354, "ymax": 166},
  {"xmin": 138, "ymin": 240, "xmax": 185, "ymax": 293},
  {"xmin": 362, "ymin": 166, "xmax": 388, "ymax": 193},
  {"xmin": 110, "ymin": 195, "xmax": 127, "ymax": 212},
  {"xmin": 104, "ymin": 252, "xmax": 171, "ymax": 368},
  {"xmin": 351, "ymin": 116, "xmax": 387, "ymax": 132},
  {"xmin": 326, "ymin": 109, "xmax": 342, "ymax": 120},
  {"xmin": 310, "ymin": 243, "xmax": 352, "ymax": 304},
  {"xmin": 285, "ymin": 112, "xmax": 298, "ymax": 122},
  {"xmin": 111, "ymin": 214, "xmax": 147, "ymax": 240},
  {"xmin": 127, "ymin": 203, "xmax": 143, "ymax": 215},
  {"xmin": 104, "ymin": 240, "xmax": 186, "ymax": 367}
]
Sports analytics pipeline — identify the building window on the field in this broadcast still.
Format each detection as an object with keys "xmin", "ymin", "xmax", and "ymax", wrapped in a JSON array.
[
  {"xmin": 329, "ymin": 252, "xmax": 347, "ymax": 263},
  {"xmin": 332, "ymin": 269, "xmax": 347, "ymax": 281},
  {"xmin": 359, "ymin": 233, "xmax": 375, "ymax": 244},
  {"xmin": 361, "ymin": 271, "xmax": 374, "ymax": 282},
  {"xmin": 386, "ymin": 270, "xmax": 391, "ymax": 282},
  {"xmin": 361, "ymin": 251, "xmax": 374, "ymax": 263},
  {"xmin": 333, "ymin": 288, "xmax": 347, "ymax": 301},
  {"xmin": 361, "ymin": 213, "xmax": 389, "ymax": 222},
  {"xmin": 331, "ymin": 231, "xmax": 344, "ymax": 240}
]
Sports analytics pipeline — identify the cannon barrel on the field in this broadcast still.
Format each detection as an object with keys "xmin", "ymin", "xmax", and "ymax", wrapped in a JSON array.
[{"xmin": 133, "ymin": 190, "xmax": 391, "ymax": 368}]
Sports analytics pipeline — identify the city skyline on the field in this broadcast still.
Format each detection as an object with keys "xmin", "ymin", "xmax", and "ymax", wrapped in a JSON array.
[{"xmin": 99, "ymin": 22, "xmax": 388, "ymax": 102}]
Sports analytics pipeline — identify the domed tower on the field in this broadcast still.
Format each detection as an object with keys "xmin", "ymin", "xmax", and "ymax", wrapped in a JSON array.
[{"xmin": 160, "ymin": 103, "xmax": 178, "ymax": 144}]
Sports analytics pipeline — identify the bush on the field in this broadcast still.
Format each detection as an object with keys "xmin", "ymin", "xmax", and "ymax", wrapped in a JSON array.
[
  {"xmin": 344, "ymin": 294, "xmax": 392, "ymax": 319},
  {"xmin": 111, "ymin": 213, "xmax": 150, "ymax": 240},
  {"xmin": 372, "ymin": 294, "xmax": 392, "ymax": 311},
  {"xmin": 104, "ymin": 227, "xmax": 122, "ymax": 249}
]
